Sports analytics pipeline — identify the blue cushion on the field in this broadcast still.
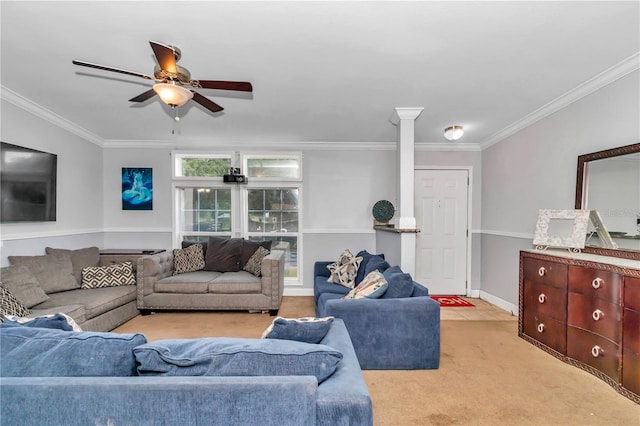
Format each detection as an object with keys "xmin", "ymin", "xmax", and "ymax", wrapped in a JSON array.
[
  {"xmin": 1, "ymin": 313, "xmax": 79, "ymax": 331},
  {"xmin": 262, "ymin": 316, "xmax": 334, "ymax": 343},
  {"xmin": 134, "ymin": 337, "xmax": 343, "ymax": 383},
  {"xmin": 355, "ymin": 251, "xmax": 385, "ymax": 284},
  {"xmin": 0, "ymin": 326, "xmax": 147, "ymax": 377},
  {"xmin": 382, "ymin": 265, "xmax": 414, "ymax": 298},
  {"xmin": 364, "ymin": 255, "xmax": 390, "ymax": 276}
]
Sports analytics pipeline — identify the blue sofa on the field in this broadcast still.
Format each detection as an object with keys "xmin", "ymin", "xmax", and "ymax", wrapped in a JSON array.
[
  {"xmin": 0, "ymin": 318, "xmax": 372, "ymax": 426},
  {"xmin": 314, "ymin": 255, "xmax": 440, "ymax": 370}
]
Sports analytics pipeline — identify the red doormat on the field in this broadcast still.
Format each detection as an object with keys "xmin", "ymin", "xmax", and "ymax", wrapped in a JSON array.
[{"xmin": 430, "ymin": 296, "xmax": 475, "ymax": 307}]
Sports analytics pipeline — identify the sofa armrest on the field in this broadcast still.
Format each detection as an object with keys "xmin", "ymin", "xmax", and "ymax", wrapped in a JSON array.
[
  {"xmin": 314, "ymin": 261, "xmax": 332, "ymax": 278},
  {"xmin": 136, "ymin": 252, "xmax": 174, "ymax": 307},
  {"xmin": 323, "ymin": 296, "xmax": 440, "ymax": 369},
  {"xmin": 261, "ymin": 249, "xmax": 285, "ymax": 311},
  {"xmin": 1, "ymin": 376, "xmax": 317, "ymax": 426}
]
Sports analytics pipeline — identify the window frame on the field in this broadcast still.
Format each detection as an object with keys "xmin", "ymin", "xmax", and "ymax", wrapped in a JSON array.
[
  {"xmin": 242, "ymin": 152, "xmax": 303, "ymax": 182},
  {"xmin": 173, "ymin": 152, "xmax": 235, "ymax": 181}
]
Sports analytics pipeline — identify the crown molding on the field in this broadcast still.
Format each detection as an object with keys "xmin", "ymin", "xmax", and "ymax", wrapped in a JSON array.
[
  {"xmin": 480, "ymin": 52, "xmax": 640, "ymax": 151},
  {"xmin": 414, "ymin": 142, "xmax": 481, "ymax": 152},
  {"xmin": 1, "ymin": 85, "xmax": 105, "ymax": 147},
  {"xmin": 103, "ymin": 139, "xmax": 401, "ymax": 151}
]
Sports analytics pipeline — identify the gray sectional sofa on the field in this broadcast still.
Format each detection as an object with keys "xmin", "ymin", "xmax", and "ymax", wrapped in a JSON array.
[
  {"xmin": 0, "ymin": 318, "xmax": 373, "ymax": 426},
  {"xmin": 1, "ymin": 247, "xmax": 140, "ymax": 331},
  {"xmin": 136, "ymin": 241, "xmax": 285, "ymax": 316}
]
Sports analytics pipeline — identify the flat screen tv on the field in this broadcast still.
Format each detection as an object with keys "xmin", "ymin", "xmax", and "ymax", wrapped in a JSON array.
[{"xmin": 1, "ymin": 142, "xmax": 57, "ymax": 222}]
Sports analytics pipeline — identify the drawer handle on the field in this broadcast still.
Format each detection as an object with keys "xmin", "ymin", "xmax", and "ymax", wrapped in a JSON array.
[
  {"xmin": 538, "ymin": 293, "xmax": 546, "ymax": 304},
  {"xmin": 591, "ymin": 345, "xmax": 603, "ymax": 357},
  {"xmin": 537, "ymin": 323, "xmax": 545, "ymax": 333},
  {"xmin": 592, "ymin": 309, "xmax": 604, "ymax": 321},
  {"xmin": 592, "ymin": 277, "xmax": 604, "ymax": 289},
  {"xmin": 538, "ymin": 267, "xmax": 546, "ymax": 277}
]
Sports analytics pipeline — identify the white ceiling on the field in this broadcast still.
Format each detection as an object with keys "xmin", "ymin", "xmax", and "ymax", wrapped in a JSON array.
[{"xmin": 1, "ymin": 1, "xmax": 639, "ymax": 149}]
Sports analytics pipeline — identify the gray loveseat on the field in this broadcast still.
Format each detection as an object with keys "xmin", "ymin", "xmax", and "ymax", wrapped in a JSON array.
[
  {"xmin": 0, "ymin": 318, "xmax": 373, "ymax": 426},
  {"xmin": 136, "ymin": 239, "xmax": 285, "ymax": 316},
  {"xmin": 1, "ymin": 247, "xmax": 139, "ymax": 331}
]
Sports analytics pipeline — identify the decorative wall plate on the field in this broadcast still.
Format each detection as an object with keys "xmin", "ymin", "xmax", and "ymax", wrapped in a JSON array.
[{"xmin": 372, "ymin": 200, "xmax": 395, "ymax": 223}]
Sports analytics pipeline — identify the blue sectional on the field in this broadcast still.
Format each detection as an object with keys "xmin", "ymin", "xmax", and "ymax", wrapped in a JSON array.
[
  {"xmin": 314, "ymin": 257, "xmax": 441, "ymax": 370},
  {"xmin": 0, "ymin": 319, "xmax": 372, "ymax": 426}
]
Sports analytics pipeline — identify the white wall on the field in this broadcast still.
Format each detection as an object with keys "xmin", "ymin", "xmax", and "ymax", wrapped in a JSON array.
[
  {"xmin": 481, "ymin": 70, "xmax": 640, "ymax": 309},
  {"xmin": 0, "ymin": 101, "xmax": 104, "ymax": 265}
]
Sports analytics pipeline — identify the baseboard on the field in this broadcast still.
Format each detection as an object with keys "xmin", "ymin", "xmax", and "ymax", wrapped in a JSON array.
[
  {"xmin": 283, "ymin": 287, "xmax": 314, "ymax": 297},
  {"xmin": 479, "ymin": 290, "xmax": 518, "ymax": 316}
]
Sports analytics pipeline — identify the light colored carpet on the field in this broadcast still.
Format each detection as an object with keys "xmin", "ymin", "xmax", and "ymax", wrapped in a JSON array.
[{"xmin": 114, "ymin": 297, "xmax": 640, "ymax": 426}]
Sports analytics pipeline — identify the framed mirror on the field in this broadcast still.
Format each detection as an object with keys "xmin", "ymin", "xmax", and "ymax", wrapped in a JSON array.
[{"xmin": 575, "ymin": 142, "xmax": 640, "ymax": 260}]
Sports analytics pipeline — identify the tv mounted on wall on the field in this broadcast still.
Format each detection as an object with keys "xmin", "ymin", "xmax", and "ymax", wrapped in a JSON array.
[{"xmin": 1, "ymin": 142, "xmax": 57, "ymax": 222}]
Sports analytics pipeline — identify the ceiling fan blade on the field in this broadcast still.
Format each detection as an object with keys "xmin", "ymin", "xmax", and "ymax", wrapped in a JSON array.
[
  {"xmin": 192, "ymin": 91, "xmax": 224, "ymax": 113},
  {"xmin": 72, "ymin": 60, "xmax": 155, "ymax": 80},
  {"xmin": 150, "ymin": 41, "xmax": 178, "ymax": 74},
  {"xmin": 129, "ymin": 89, "xmax": 157, "ymax": 103},
  {"xmin": 190, "ymin": 80, "xmax": 253, "ymax": 92}
]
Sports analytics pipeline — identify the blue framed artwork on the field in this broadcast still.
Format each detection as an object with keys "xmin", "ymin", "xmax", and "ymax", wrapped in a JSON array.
[{"xmin": 122, "ymin": 167, "xmax": 153, "ymax": 210}]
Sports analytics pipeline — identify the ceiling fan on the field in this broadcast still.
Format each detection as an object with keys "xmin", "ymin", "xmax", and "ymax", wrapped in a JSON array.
[{"xmin": 72, "ymin": 41, "xmax": 253, "ymax": 114}]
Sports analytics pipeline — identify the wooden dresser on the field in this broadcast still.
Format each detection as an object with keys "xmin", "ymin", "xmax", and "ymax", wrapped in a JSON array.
[{"xmin": 519, "ymin": 249, "xmax": 640, "ymax": 404}]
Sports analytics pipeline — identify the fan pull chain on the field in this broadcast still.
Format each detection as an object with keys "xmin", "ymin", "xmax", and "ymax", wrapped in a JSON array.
[{"xmin": 171, "ymin": 105, "xmax": 180, "ymax": 135}]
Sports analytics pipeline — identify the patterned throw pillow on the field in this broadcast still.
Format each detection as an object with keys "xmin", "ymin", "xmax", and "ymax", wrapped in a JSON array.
[
  {"xmin": 173, "ymin": 244, "xmax": 205, "ymax": 275},
  {"xmin": 327, "ymin": 249, "xmax": 363, "ymax": 288},
  {"xmin": 0, "ymin": 286, "xmax": 32, "ymax": 318},
  {"xmin": 243, "ymin": 246, "xmax": 270, "ymax": 277},
  {"xmin": 81, "ymin": 262, "xmax": 136, "ymax": 289},
  {"xmin": 343, "ymin": 270, "xmax": 388, "ymax": 299}
]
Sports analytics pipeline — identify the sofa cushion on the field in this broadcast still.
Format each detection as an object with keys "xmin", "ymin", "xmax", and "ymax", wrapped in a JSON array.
[
  {"xmin": 0, "ymin": 326, "xmax": 147, "ymax": 377},
  {"xmin": 1, "ymin": 312, "xmax": 82, "ymax": 331},
  {"xmin": 327, "ymin": 249, "xmax": 363, "ymax": 289},
  {"xmin": 209, "ymin": 272, "xmax": 262, "ymax": 294},
  {"xmin": 45, "ymin": 246, "xmax": 100, "ymax": 285},
  {"xmin": 0, "ymin": 265, "xmax": 50, "ymax": 308},
  {"xmin": 382, "ymin": 265, "xmax": 414, "ymax": 298},
  {"xmin": 36, "ymin": 286, "xmax": 136, "ymax": 320},
  {"xmin": 355, "ymin": 250, "xmax": 385, "ymax": 285},
  {"xmin": 204, "ymin": 237, "xmax": 243, "ymax": 272},
  {"xmin": 364, "ymin": 255, "xmax": 390, "ymax": 276},
  {"xmin": 262, "ymin": 316, "xmax": 335, "ymax": 344},
  {"xmin": 0, "ymin": 286, "xmax": 31, "ymax": 317},
  {"xmin": 81, "ymin": 262, "xmax": 135, "ymax": 289},
  {"xmin": 240, "ymin": 239, "xmax": 273, "ymax": 268},
  {"xmin": 243, "ymin": 246, "xmax": 270, "ymax": 277},
  {"xmin": 173, "ymin": 244, "xmax": 205, "ymax": 275},
  {"xmin": 134, "ymin": 337, "xmax": 343, "ymax": 383},
  {"xmin": 343, "ymin": 270, "xmax": 388, "ymax": 299},
  {"xmin": 8, "ymin": 253, "xmax": 77, "ymax": 293}
]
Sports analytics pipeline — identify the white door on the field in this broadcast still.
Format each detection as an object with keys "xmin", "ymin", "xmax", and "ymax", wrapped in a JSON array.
[{"xmin": 415, "ymin": 169, "xmax": 469, "ymax": 295}]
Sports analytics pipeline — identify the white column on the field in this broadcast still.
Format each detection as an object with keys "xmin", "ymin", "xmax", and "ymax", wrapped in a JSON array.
[{"xmin": 389, "ymin": 107, "xmax": 423, "ymax": 229}]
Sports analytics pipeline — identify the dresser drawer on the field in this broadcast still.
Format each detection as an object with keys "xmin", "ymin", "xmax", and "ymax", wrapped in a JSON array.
[
  {"xmin": 568, "ymin": 266, "xmax": 621, "ymax": 304},
  {"xmin": 523, "ymin": 257, "xmax": 567, "ymax": 289},
  {"xmin": 567, "ymin": 326, "xmax": 619, "ymax": 381},
  {"xmin": 567, "ymin": 292, "xmax": 620, "ymax": 343},
  {"xmin": 523, "ymin": 309, "xmax": 566, "ymax": 354},
  {"xmin": 523, "ymin": 280, "xmax": 567, "ymax": 322},
  {"xmin": 624, "ymin": 277, "xmax": 640, "ymax": 311},
  {"xmin": 622, "ymin": 348, "xmax": 640, "ymax": 397},
  {"xmin": 623, "ymin": 307, "xmax": 640, "ymax": 354}
]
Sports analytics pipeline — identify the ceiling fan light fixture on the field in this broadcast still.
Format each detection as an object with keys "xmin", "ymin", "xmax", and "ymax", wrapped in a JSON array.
[
  {"xmin": 444, "ymin": 125, "xmax": 464, "ymax": 141},
  {"xmin": 153, "ymin": 82, "xmax": 193, "ymax": 107}
]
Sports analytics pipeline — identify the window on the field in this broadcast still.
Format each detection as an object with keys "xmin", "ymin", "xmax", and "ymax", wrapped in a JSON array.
[
  {"xmin": 246, "ymin": 188, "xmax": 299, "ymax": 278},
  {"xmin": 173, "ymin": 152, "xmax": 303, "ymax": 282}
]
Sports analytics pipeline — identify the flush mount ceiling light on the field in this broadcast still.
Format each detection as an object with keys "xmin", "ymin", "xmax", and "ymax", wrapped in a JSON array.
[
  {"xmin": 444, "ymin": 125, "xmax": 464, "ymax": 141},
  {"xmin": 152, "ymin": 82, "xmax": 194, "ymax": 107}
]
